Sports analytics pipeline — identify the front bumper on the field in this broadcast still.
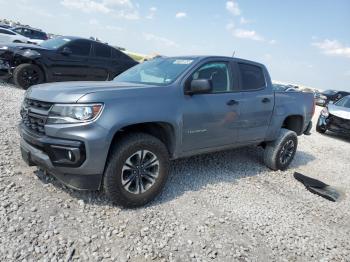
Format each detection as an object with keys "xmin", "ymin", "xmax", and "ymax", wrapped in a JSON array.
[
  {"xmin": 318, "ymin": 115, "xmax": 350, "ymax": 135},
  {"xmin": 0, "ymin": 59, "xmax": 11, "ymax": 79},
  {"xmin": 19, "ymin": 125, "xmax": 104, "ymax": 190}
]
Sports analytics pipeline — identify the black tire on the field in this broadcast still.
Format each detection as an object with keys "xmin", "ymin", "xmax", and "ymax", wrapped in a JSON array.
[
  {"xmin": 103, "ymin": 133, "xmax": 170, "ymax": 208},
  {"xmin": 13, "ymin": 63, "xmax": 44, "ymax": 89},
  {"xmin": 316, "ymin": 117, "xmax": 327, "ymax": 133},
  {"xmin": 263, "ymin": 128, "xmax": 298, "ymax": 171}
]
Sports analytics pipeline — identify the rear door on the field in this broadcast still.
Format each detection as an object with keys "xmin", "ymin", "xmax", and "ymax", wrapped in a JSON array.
[
  {"xmin": 89, "ymin": 42, "xmax": 111, "ymax": 80},
  {"xmin": 236, "ymin": 62, "xmax": 274, "ymax": 142},
  {"xmin": 182, "ymin": 59, "xmax": 242, "ymax": 151},
  {"xmin": 49, "ymin": 39, "xmax": 93, "ymax": 82}
]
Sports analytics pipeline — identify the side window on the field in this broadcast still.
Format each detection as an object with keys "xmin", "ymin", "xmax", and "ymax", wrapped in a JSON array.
[
  {"xmin": 13, "ymin": 28, "xmax": 22, "ymax": 34},
  {"xmin": 95, "ymin": 43, "xmax": 111, "ymax": 58},
  {"xmin": 65, "ymin": 40, "xmax": 92, "ymax": 56},
  {"xmin": 22, "ymin": 28, "xmax": 32, "ymax": 37},
  {"xmin": 112, "ymin": 48, "xmax": 131, "ymax": 60},
  {"xmin": 238, "ymin": 63, "xmax": 266, "ymax": 91},
  {"xmin": 190, "ymin": 62, "xmax": 231, "ymax": 93}
]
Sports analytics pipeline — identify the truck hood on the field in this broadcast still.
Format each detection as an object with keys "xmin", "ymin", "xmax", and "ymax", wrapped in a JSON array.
[
  {"xmin": 328, "ymin": 104, "xmax": 350, "ymax": 120},
  {"xmin": 26, "ymin": 81, "xmax": 155, "ymax": 103}
]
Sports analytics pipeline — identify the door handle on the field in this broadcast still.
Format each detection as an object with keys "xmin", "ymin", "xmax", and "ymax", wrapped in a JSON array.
[
  {"xmin": 226, "ymin": 99, "xmax": 239, "ymax": 106},
  {"xmin": 262, "ymin": 97, "xmax": 270, "ymax": 103}
]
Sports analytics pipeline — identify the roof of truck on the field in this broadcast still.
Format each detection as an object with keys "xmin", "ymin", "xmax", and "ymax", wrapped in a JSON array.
[{"xmin": 164, "ymin": 55, "xmax": 266, "ymax": 67}]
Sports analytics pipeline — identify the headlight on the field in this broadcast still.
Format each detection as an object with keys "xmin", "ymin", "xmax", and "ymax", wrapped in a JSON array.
[
  {"xmin": 321, "ymin": 107, "xmax": 329, "ymax": 117},
  {"xmin": 47, "ymin": 104, "xmax": 103, "ymax": 124}
]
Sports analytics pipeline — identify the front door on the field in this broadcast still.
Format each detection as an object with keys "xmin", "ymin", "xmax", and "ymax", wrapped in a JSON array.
[
  {"xmin": 182, "ymin": 61, "xmax": 242, "ymax": 152},
  {"xmin": 49, "ymin": 39, "xmax": 93, "ymax": 82}
]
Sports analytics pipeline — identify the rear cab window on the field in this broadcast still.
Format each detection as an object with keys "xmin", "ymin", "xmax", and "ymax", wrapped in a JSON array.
[{"xmin": 238, "ymin": 63, "xmax": 266, "ymax": 91}]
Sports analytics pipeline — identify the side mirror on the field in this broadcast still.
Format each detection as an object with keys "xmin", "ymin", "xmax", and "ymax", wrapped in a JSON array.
[
  {"xmin": 61, "ymin": 47, "xmax": 72, "ymax": 55},
  {"xmin": 186, "ymin": 79, "xmax": 212, "ymax": 95}
]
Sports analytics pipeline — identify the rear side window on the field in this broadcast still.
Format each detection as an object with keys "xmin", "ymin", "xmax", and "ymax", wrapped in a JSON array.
[
  {"xmin": 66, "ymin": 40, "xmax": 92, "ymax": 56},
  {"xmin": 95, "ymin": 43, "xmax": 111, "ymax": 58},
  {"xmin": 112, "ymin": 48, "xmax": 132, "ymax": 60},
  {"xmin": 33, "ymin": 31, "xmax": 47, "ymax": 40},
  {"xmin": 238, "ymin": 63, "xmax": 266, "ymax": 91}
]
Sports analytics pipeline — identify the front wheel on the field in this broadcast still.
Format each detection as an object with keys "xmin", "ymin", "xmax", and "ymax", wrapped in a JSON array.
[
  {"xmin": 103, "ymin": 133, "xmax": 170, "ymax": 208},
  {"xmin": 264, "ymin": 128, "xmax": 298, "ymax": 171},
  {"xmin": 13, "ymin": 63, "xmax": 45, "ymax": 89}
]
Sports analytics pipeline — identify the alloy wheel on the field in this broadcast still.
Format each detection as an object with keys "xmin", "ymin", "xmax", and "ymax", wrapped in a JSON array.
[{"xmin": 121, "ymin": 150, "xmax": 160, "ymax": 194}]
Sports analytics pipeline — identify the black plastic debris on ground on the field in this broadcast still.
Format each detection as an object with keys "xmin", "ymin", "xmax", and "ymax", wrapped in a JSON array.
[{"xmin": 294, "ymin": 172, "xmax": 341, "ymax": 202}]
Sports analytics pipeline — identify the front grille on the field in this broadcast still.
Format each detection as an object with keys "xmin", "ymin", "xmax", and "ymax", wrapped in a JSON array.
[
  {"xmin": 21, "ymin": 98, "xmax": 53, "ymax": 135},
  {"xmin": 328, "ymin": 114, "xmax": 350, "ymax": 130}
]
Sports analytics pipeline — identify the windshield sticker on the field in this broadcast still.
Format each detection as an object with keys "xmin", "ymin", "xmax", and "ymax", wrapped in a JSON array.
[{"xmin": 173, "ymin": 59, "xmax": 193, "ymax": 65}]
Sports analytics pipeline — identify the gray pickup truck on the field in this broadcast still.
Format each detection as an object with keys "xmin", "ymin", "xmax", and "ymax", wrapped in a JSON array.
[{"xmin": 20, "ymin": 56, "xmax": 314, "ymax": 207}]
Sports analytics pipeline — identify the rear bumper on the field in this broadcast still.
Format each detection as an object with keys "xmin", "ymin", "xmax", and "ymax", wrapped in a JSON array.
[{"xmin": 19, "ymin": 126, "xmax": 103, "ymax": 190}]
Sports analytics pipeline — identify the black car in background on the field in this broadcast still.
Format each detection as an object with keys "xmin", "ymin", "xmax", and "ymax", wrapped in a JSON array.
[
  {"xmin": 316, "ymin": 95, "xmax": 350, "ymax": 135},
  {"xmin": 315, "ymin": 89, "xmax": 350, "ymax": 106},
  {"xmin": 0, "ymin": 36, "xmax": 138, "ymax": 89}
]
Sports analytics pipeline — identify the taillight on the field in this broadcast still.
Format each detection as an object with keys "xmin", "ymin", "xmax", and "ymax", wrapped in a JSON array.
[{"xmin": 312, "ymin": 100, "xmax": 315, "ymax": 116}]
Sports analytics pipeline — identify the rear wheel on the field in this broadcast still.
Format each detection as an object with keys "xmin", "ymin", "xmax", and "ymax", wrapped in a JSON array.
[
  {"xmin": 103, "ymin": 133, "xmax": 170, "ymax": 208},
  {"xmin": 264, "ymin": 128, "xmax": 298, "ymax": 171},
  {"xmin": 13, "ymin": 63, "xmax": 44, "ymax": 89}
]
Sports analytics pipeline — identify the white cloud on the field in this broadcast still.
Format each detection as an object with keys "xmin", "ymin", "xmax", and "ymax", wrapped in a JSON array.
[
  {"xmin": 226, "ymin": 1, "xmax": 241, "ymax": 16},
  {"xmin": 60, "ymin": 0, "xmax": 139, "ymax": 19},
  {"xmin": 146, "ymin": 7, "xmax": 157, "ymax": 19},
  {"xmin": 143, "ymin": 33, "xmax": 178, "ymax": 47},
  {"xmin": 175, "ymin": 12, "xmax": 187, "ymax": 18},
  {"xmin": 89, "ymin": 18, "xmax": 99, "ymax": 25},
  {"xmin": 269, "ymin": 39, "xmax": 276, "ymax": 45},
  {"xmin": 234, "ymin": 28, "xmax": 264, "ymax": 41},
  {"xmin": 239, "ymin": 17, "xmax": 250, "ymax": 24},
  {"xmin": 226, "ymin": 23, "xmax": 264, "ymax": 41},
  {"xmin": 312, "ymin": 39, "xmax": 350, "ymax": 58},
  {"xmin": 61, "ymin": 0, "xmax": 110, "ymax": 13},
  {"xmin": 106, "ymin": 25, "xmax": 124, "ymax": 31}
]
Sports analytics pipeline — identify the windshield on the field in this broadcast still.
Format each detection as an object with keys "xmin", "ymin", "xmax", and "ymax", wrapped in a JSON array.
[
  {"xmin": 114, "ymin": 57, "xmax": 197, "ymax": 86},
  {"xmin": 335, "ymin": 96, "xmax": 350, "ymax": 108},
  {"xmin": 323, "ymin": 90, "xmax": 337, "ymax": 95},
  {"xmin": 40, "ymin": 37, "xmax": 71, "ymax": 49}
]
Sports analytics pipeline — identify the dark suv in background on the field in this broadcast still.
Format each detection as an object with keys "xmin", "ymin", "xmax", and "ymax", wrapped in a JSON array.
[
  {"xmin": 0, "ymin": 36, "xmax": 138, "ymax": 88},
  {"xmin": 316, "ymin": 89, "xmax": 350, "ymax": 106}
]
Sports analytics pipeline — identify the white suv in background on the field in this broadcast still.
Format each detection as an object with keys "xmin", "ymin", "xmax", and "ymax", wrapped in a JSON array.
[{"xmin": 0, "ymin": 28, "xmax": 30, "ymax": 43}]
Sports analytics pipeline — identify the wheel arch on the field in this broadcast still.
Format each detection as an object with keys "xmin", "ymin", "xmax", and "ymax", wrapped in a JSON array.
[
  {"xmin": 108, "ymin": 121, "xmax": 177, "ymax": 159},
  {"xmin": 282, "ymin": 115, "xmax": 304, "ymax": 135}
]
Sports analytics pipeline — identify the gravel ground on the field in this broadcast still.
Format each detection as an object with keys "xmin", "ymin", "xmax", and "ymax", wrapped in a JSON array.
[{"xmin": 0, "ymin": 82, "xmax": 349, "ymax": 262}]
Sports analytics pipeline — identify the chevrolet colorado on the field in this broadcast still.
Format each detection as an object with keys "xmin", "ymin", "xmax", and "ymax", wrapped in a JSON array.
[{"xmin": 19, "ymin": 56, "xmax": 314, "ymax": 207}]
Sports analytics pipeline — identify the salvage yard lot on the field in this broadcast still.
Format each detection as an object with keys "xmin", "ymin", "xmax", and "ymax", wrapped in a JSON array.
[{"xmin": 0, "ymin": 83, "xmax": 349, "ymax": 261}]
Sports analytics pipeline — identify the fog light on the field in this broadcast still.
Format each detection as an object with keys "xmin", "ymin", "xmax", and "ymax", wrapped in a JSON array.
[{"xmin": 67, "ymin": 150, "xmax": 75, "ymax": 161}]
